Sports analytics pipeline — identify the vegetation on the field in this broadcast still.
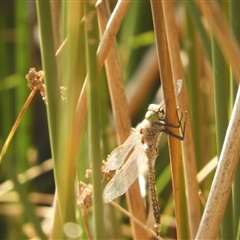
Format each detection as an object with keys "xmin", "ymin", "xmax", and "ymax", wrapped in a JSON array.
[{"xmin": 0, "ymin": 1, "xmax": 239, "ymax": 239}]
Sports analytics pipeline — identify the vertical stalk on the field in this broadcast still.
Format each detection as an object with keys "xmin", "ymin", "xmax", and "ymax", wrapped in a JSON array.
[
  {"xmin": 229, "ymin": 2, "xmax": 240, "ymax": 239},
  {"xmin": 185, "ymin": 1, "xmax": 212, "ymax": 62},
  {"xmin": 195, "ymin": 85, "xmax": 240, "ymax": 240},
  {"xmin": 35, "ymin": 0, "xmax": 59, "ymax": 148},
  {"xmin": 184, "ymin": 8, "xmax": 203, "ymax": 168},
  {"xmin": 210, "ymin": 3, "xmax": 232, "ymax": 239},
  {"xmin": 35, "ymin": 1, "xmax": 63, "ymax": 238},
  {"xmin": 150, "ymin": 1, "xmax": 189, "ymax": 239},
  {"xmin": 197, "ymin": 0, "xmax": 240, "ymax": 84},
  {"xmin": 84, "ymin": 1, "xmax": 105, "ymax": 238},
  {"xmin": 211, "ymin": 28, "xmax": 233, "ymax": 240},
  {"xmin": 162, "ymin": 2, "xmax": 200, "ymax": 238},
  {"xmin": 52, "ymin": 1, "xmax": 84, "ymax": 238},
  {"xmin": 97, "ymin": 2, "xmax": 148, "ymax": 238}
]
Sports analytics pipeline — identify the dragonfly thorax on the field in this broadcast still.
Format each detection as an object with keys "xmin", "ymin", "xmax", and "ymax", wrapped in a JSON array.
[{"xmin": 140, "ymin": 120, "xmax": 163, "ymax": 149}]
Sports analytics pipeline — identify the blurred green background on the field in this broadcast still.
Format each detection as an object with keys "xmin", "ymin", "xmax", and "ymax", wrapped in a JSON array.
[{"xmin": 0, "ymin": 0, "xmax": 239, "ymax": 239}]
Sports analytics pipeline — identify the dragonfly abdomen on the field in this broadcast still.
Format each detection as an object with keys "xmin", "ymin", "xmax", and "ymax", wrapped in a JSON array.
[{"xmin": 148, "ymin": 160, "xmax": 161, "ymax": 235}]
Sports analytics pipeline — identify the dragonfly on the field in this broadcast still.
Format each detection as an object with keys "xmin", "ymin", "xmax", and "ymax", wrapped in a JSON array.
[{"xmin": 102, "ymin": 79, "xmax": 187, "ymax": 235}]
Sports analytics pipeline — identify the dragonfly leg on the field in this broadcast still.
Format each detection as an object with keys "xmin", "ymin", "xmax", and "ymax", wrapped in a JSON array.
[{"xmin": 161, "ymin": 107, "xmax": 187, "ymax": 140}]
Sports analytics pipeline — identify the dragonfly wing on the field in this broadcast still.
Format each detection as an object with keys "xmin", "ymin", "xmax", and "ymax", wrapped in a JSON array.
[
  {"xmin": 157, "ymin": 79, "xmax": 183, "ymax": 109},
  {"xmin": 106, "ymin": 129, "xmax": 140, "ymax": 170},
  {"xmin": 103, "ymin": 140, "xmax": 147, "ymax": 203},
  {"xmin": 174, "ymin": 79, "xmax": 182, "ymax": 98}
]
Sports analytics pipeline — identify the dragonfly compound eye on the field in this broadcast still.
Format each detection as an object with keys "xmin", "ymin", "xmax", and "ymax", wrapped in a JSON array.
[{"xmin": 145, "ymin": 110, "xmax": 158, "ymax": 122}]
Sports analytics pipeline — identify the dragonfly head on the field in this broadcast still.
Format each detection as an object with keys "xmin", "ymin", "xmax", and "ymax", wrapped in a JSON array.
[
  {"xmin": 145, "ymin": 105, "xmax": 165, "ymax": 122},
  {"xmin": 145, "ymin": 110, "xmax": 158, "ymax": 122}
]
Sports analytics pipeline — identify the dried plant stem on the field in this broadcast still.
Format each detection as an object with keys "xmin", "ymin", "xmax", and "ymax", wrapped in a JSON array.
[
  {"xmin": 82, "ymin": 214, "xmax": 92, "ymax": 240},
  {"xmin": 197, "ymin": 156, "xmax": 218, "ymax": 183},
  {"xmin": 196, "ymin": 86, "xmax": 240, "ymax": 239},
  {"xmin": 198, "ymin": 190, "xmax": 206, "ymax": 208},
  {"xmin": 197, "ymin": 1, "xmax": 240, "ymax": 83},
  {"xmin": 97, "ymin": 2, "xmax": 131, "ymax": 142},
  {"xmin": 97, "ymin": 2, "xmax": 149, "ymax": 239},
  {"xmin": 150, "ymin": 0, "xmax": 189, "ymax": 238},
  {"xmin": 97, "ymin": 0, "xmax": 131, "ymax": 71},
  {"xmin": 110, "ymin": 201, "xmax": 163, "ymax": 240},
  {"xmin": 162, "ymin": 1, "xmax": 200, "ymax": 238},
  {"xmin": 75, "ymin": 0, "xmax": 130, "ymax": 147},
  {"xmin": 0, "ymin": 88, "xmax": 37, "ymax": 163}
]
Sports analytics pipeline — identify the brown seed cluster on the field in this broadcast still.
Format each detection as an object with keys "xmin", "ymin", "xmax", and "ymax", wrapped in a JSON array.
[
  {"xmin": 26, "ymin": 68, "xmax": 46, "ymax": 103},
  {"xmin": 77, "ymin": 182, "xmax": 92, "ymax": 216},
  {"xmin": 101, "ymin": 160, "xmax": 116, "ymax": 180}
]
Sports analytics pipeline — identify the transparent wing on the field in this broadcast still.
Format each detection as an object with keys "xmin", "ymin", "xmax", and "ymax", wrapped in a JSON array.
[
  {"xmin": 103, "ymin": 140, "xmax": 147, "ymax": 203},
  {"xmin": 174, "ymin": 79, "xmax": 182, "ymax": 98},
  {"xmin": 106, "ymin": 128, "xmax": 140, "ymax": 171},
  {"xmin": 158, "ymin": 79, "xmax": 183, "ymax": 108}
]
